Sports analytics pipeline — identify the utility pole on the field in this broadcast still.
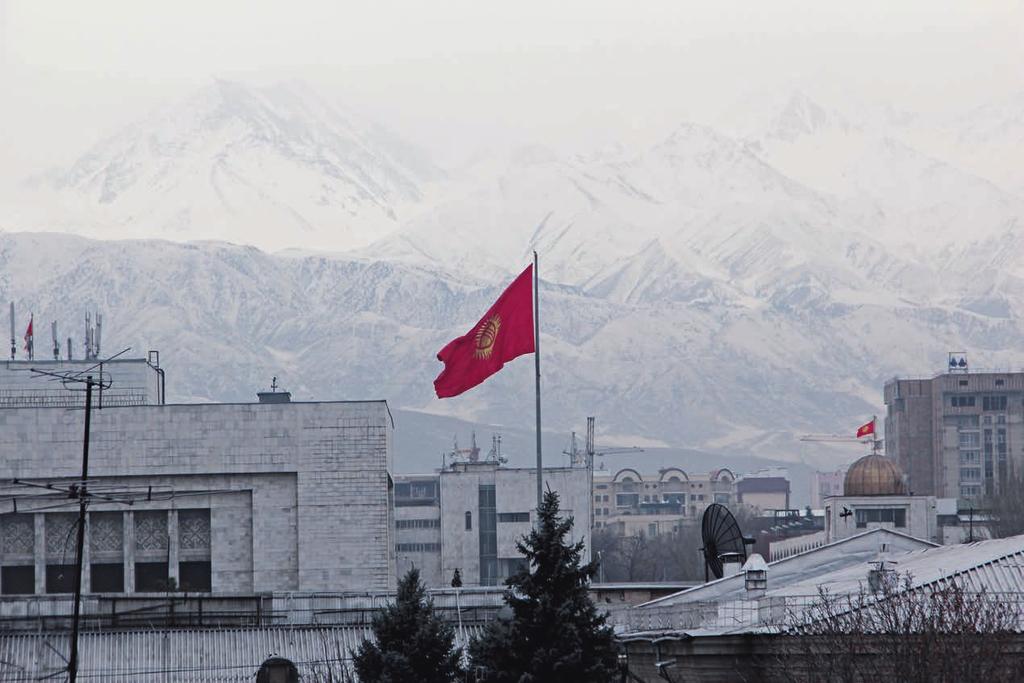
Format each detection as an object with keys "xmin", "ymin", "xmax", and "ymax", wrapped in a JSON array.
[{"xmin": 67, "ymin": 376, "xmax": 94, "ymax": 683}]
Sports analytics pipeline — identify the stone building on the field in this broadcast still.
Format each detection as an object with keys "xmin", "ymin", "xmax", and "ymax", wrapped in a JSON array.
[
  {"xmin": 884, "ymin": 369, "xmax": 1024, "ymax": 500},
  {"xmin": 0, "ymin": 393, "xmax": 395, "ymax": 596},
  {"xmin": 394, "ymin": 461, "xmax": 591, "ymax": 588}
]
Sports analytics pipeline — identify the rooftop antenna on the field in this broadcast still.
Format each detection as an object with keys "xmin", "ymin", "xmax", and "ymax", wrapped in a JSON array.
[
  {"xmin": 8, "ymin": 302, "xmax": 14, "ymax": 360},
  {"xmin": 84, "ymin": 312, "xmax": 91, "ymax": 360},
  {"xmin": 67, "ymin": 336, "xmax": 73, "ymax": 361},
  {"xmin": 94, "ymin": 312, "xmax": 102, "ymax": 359},
  {"xmin": 52, "ymin": 321, "xmax": 60, "ymax": 361}
]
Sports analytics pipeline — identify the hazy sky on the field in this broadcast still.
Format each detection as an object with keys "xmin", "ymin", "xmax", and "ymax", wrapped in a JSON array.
[{"xmin": 2, "ymin": 0, "xmax": 1023, "ymax": 177}]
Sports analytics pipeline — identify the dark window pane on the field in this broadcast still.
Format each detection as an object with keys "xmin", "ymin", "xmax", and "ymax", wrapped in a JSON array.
[
  {"xmin": 135, "ymin": 562, "xmax": 169, "ymax": 592},
  {"xmin": 178, "ymin": 561, "xmax": 211, "ymax": 592},
  {"xmin": 91, "ymin": 563, "xmax": 124, "ymax": 593},
  {"xmin": 46, "ymin": 564, "xmax": 77, "ymax": 593},
  {"xmin": 1, "ymin": 566, "xmax": 34, "ymax": 594}
]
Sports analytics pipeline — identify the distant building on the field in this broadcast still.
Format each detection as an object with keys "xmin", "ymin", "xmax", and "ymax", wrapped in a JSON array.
[
  {"xmin": 810, "ymin": 468, "xmax": 845, "ymax": 508},
  {"xmin": 735, "ymin": 469, "xmax": 791, "ymax": 512},
  {"xmin": 592, "ymin": 468, "xmax": 737, "ymax": 536},
  {"xmin": 394, "ymin": 461, "xmax": 591, "ymax": 588},
  {"xmin": 885, "ymin": 369, "xmax": 1024, "ymax": 500}
]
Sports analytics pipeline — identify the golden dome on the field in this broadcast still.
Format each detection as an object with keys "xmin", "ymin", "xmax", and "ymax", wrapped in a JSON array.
[{"xmin": 844, "ymin": 454, "xmax": 907, "ymax": 496}]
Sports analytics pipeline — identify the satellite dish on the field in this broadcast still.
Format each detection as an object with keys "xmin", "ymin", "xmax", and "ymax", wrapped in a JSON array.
[{"xmin": 701, "ymin": 503, "xmax": 755, "ymax": 581}]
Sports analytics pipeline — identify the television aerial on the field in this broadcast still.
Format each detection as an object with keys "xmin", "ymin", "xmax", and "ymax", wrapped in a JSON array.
[{"xmin": 701, "ymin": 503, "xmax": 755, "ymax": 582}]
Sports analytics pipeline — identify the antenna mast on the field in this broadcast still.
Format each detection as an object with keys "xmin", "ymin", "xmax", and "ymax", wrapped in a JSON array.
[
  {"xmin": 8, "ymin": 302, "xmax": 13, "ymax": 360},
  {"xmin": 52, "ymin": 321, "xmax": 60, "ymax": 361}
]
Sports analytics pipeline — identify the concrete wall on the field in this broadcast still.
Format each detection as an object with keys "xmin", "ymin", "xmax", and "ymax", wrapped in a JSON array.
[
  {"xmin": 824, "ymin": 495, "xmax": 936, "ymax": 543},
  {"xmin": 0, "ymin": 400, "xmax": 393, "ymax": 593}
]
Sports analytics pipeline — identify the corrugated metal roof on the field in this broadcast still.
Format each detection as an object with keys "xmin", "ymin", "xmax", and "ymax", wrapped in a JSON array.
[
  {"xmin": 639, "ymin": 528, "xmax": 937, "ymax": 607},
  {"xmin": 0, "ymin": 624, "xmax": 485, "ymax": 682},
  {"xmin": 615, "ymin": 534, "xmax": 1024, "ymax": 639}
]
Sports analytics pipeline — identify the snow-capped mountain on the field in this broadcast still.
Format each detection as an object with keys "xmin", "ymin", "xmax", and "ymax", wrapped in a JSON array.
[
  {"xmin": 5, "ymin": 82, "xmax": 1024, "ymax": 471},
  {"xmin": 20, "ymin": 80, "xmax": 440, "ymax": 252}
]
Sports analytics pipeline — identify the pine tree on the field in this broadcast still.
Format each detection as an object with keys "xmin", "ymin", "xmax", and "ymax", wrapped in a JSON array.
[
  {"xmin": 353, "ymin": 567, "xmax": 465, "ymax": 683},
  {"xmin": 469, "ymin": 489, "xmax": 620, "ymax": 682}
]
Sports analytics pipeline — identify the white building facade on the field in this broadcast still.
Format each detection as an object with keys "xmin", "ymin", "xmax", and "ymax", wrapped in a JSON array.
[
  {"xmin": 395, "ymin": 463, "xmax": 591, "ymax": 588},
  {"xmin": 0, "ymin": 398, "xmax": 395, "ymax": 596}
]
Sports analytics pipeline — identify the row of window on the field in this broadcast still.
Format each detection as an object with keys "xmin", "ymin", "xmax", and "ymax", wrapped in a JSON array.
[
  {"xmin": 395, "ymin": 519, "xmax": 441, "ymax": 529},
  {"xmin": 950, "ymin": 395, "xmax": 1011, "ymax": 411},
  {"xmin": 395, "ymin": 543, "xmax": 441, "ymax": 553},
  {"xmin": 855, "ymin": 508, "xmax": 907, "ymax": 528},
  {"xmin": 497, "ymin": 512, "xmax": 530, "ymax": 523},
  {"xmin": 0, "ymin": 560, "xmax": 212, "ymax": 595}
]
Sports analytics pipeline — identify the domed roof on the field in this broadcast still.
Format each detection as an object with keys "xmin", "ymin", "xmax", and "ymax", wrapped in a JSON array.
[{"xmin": 844, "ymin": 454, "xmax": 907, "ymax": 496}]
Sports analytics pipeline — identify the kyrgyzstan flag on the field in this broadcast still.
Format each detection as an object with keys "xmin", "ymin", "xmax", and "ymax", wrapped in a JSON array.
[
  {"xmin": 434, "ymin": 264, "xmax": 535, "ymax": 398},
  {"xmin": 23, "ymin": 314, "xmax": 33, "ymax": 353},
  {"xmin": 856, "ymin": 419, "xmax": 875, "ymax": 439}
]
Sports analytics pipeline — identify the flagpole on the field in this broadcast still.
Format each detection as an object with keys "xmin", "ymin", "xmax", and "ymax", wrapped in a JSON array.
[{"xmin": 534, "ymin": 250, "xmax": 543, "ymax": 512}]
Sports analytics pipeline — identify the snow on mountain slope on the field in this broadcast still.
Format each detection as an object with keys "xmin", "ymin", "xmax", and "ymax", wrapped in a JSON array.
[
  {"xmin": 4, "ymin": 232, "xmax": 1024, "ymax": 470},
  {"xmin": 19, "ymin": 81, "xmax": 440, "ymax": 252}
]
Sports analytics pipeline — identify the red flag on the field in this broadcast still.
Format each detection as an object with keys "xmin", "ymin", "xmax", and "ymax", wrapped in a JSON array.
[
  {"xmin": 23, "ymin": 314, "xmax": 33, "ymax": 353},
  {"xmin": 856, "ymin": 420, "xmax": 875, "ymax": 439},
  {"xmin": 434, "ymin": 265, "xmax": 535, "ymax": 398}
]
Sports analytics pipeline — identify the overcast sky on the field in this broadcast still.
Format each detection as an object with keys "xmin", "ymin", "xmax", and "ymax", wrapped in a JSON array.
[{"xmin": 2, "ymin": 0, "xmax": 1023, "ymax": 178}]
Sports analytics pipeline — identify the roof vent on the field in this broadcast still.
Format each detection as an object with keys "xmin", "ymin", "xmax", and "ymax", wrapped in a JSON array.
[
  {"xmin": 257, "ymin": 376, "xmax": 291, "ymax": 404},
  {"xmin": 742, "ymin": 553, "xmax": 768, "ymax": 594},
  {"xmin": 868, "ymin": 559, "xmax": 897, "ymax": 593}
]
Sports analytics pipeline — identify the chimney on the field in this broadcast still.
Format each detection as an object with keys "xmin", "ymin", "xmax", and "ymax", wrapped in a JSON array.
[
  {"xmin": 720, "ymin": 552, "xmax": 745, "ymax": 577},
  {"xmin": 742, "ymin": 554, "xmax": 768, "ymax": 597}
]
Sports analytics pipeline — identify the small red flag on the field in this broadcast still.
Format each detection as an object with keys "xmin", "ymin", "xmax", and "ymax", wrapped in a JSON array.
[
  {"xmin": 856, "ymin": 420, "xmax": 875, "ymax": 439},
  {"xmin": 434, "ymin": 265, "xmax": 535, "ymax": 398},
  {"xmin": 23, "ymin": 314, "xmax": 33, "ymax": 353}
]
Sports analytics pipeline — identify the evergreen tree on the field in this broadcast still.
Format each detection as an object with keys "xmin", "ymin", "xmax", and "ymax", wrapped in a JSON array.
[
  {"xmin": 469, "ymin": 489, "xmax": 620, "ymax": 682},
  {"xmin": 353, "ymin": 567, "xmax": 465, "ymax": 683}
]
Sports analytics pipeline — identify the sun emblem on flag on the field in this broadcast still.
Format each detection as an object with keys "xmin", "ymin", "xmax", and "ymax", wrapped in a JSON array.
[{"xmin": 474, "ymin": 315, "xmax": 501, "ymax": 359}]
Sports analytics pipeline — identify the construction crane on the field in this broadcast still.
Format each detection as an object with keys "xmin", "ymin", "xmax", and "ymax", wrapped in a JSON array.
[
  {"xmin": 799, "ymin": 416, "xmax": 882, "ymax": 455},
  {"xmin": 563, "ymin": 416, "xmax": 645, "ymax": 531},
  {"xmin": 563, "ymin": 416, "xmax": 645, "ymax": 469}
]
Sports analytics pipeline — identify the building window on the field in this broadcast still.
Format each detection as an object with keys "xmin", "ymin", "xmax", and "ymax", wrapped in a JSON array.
[
  {"xmin": 91, "ymin": 563, "xmax": 124, "ymax": 593},
  {"xmin": 46, "ymin": 513, "xmax": 79, "ymax": 594},
  {"xmin": 960, "ymin": 451, "xmax": 980, "ymax": 464},
  {"xmin": 498, "ymin": 557, "xmax": 529, "ymax": 578},
  {"xmin": 134, "ymin": 512, "xmax": 169, "ymax": 591},
  {"xmin": 179, "ymin": 561, "xmax": 212, "ymax": 592},
  {"xmin": 615, "ymin": 493, "xmax": 639, "ymax": 508},
  {"xmin": 396, "ymin": 519, "xmax": 441, "ymax": 529},
  {"xmin": 497, "ymin": 512, "xmax": 530, "ymax": 523},
  {"xmin": 959, "ymin": 431, "xmax": 980, "ymax": 448},
  {"xmin": 395, "ymin": 543, "xmax": 441, "ymax": 552},
  {"xmin": 983, "ymin": 396, "xmax": 1008, "ymax": 411},
  {"xmin": 465, "ymin": 512, "xmax": 472, "ymax": 531},
  {"xmin": 178, "ymin": 510, "xmax": 211, "ymax": 592},
  {"xmin": 996, "ymin": 379, "xmax": 1005, "ymax": 387},
  {"xmin": 1, "ymin": 514, "xmax": 35, "ymax": 595},
  {"xmin": 960, "ymin": 468, "xmax": 982, "ymax": 481},
  {"xmin": 961, "ymin": 486, "xmax": 981, "ymax": 498},
  {"xmin": 89, "ymin": 511, "xmax": 124, "ymax": 593},
  {"xmin": 854, "ymin": 508, "xmax": 906, "ymax": 528},
  {"xmin": 46, "ymin": 564, "xmax": 76, "ymax": 593},
  {"xmin": 478, "ymin": 485, "xmax": 498, "ymax": 586},
  {"xmin": 647, "ymin": 524, "xmax": 658, "ymax": 537},
  {"xmin": 951, "ymin": 395, "xmax": 976, "ymax": 408},
  {"xmin": 135, "ymin": 562, "xmax": 170, "ymax": 592}
]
